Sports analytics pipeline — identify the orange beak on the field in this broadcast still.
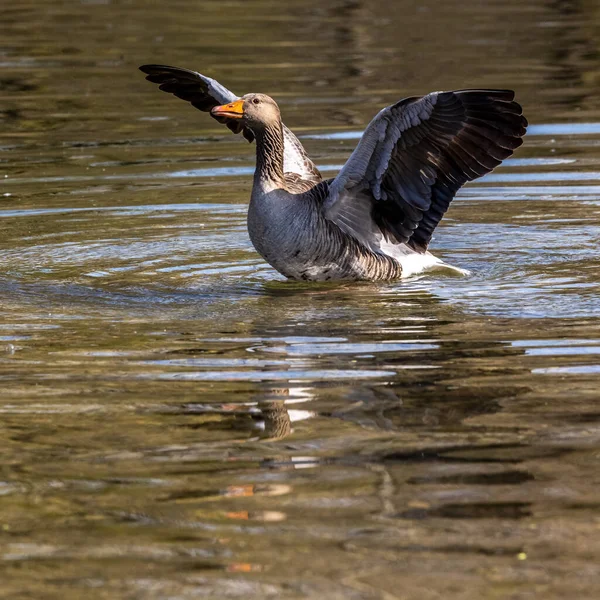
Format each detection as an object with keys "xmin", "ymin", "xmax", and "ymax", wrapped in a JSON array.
[{"xmin": 211, "ymin": 99, "xmax": 244, "ymax": 119}]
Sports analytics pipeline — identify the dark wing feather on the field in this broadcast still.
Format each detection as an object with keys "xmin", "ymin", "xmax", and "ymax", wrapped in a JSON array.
[
  {"xmin": 139, "ymin": 64, "xmax": 322, "ymax": 182},
  {"xmin": 139, "ymin": 64, "xmax": 254, "ymax": 142},
  {"xmin": 324, "ymin": 90, "xmax": 527, "ymax": 251}
]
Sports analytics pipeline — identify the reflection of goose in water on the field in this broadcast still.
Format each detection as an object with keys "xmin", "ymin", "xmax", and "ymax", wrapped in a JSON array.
[
  {"xmin": 248, "ymin": 386, "xmax": 316, "ymax": 442},
  {"xmin": 140, "ymin": 65, "xmax": 527, "ymax": 281},
  {"xmin": 183, "ymin": 385, "xmax": 315, "ymax": 442},
  {"xmin": 255, "ymin": 401, "xmax": 292, "ymax": 441}
]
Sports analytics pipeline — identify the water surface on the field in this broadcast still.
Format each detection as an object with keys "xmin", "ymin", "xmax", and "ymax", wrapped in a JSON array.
[{"xmin": 2, "ymin": 1, "xmax": 600, "ymax": 598}]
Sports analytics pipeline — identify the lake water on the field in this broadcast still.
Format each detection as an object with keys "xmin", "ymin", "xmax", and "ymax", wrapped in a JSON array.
[{"xmin": 2, "ymin": 0, "xmax": 600, "ymax": 598}]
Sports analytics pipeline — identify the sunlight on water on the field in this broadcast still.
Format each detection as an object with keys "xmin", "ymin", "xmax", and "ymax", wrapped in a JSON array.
[{"xmin": 2, "ymin": 0, "xmax": 600, "ymax": 598}]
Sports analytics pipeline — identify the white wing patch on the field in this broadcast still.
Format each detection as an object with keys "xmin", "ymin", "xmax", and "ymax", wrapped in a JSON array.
[
  {"xmin": 282, "ymin": 126, "xmax": 320, "ymax": 180},
  {"xmin": 379, "ymin": 240, "xmax": 470, "ymax": 277}
]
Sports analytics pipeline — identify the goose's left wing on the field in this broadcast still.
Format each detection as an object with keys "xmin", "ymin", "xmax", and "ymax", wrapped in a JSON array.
[
  {"xmin": 140, "ymin": 64, "xmax": 321, "ymax": 182},
  {"xmin": 324, "ymin": 89, "xmax": 527, "ymax": 251}
]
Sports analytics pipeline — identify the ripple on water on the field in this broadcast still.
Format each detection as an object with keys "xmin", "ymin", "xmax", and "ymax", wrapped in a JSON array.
[
  {"xmin": 144, "ymin": 369, "xmax": 397, "ymax": 381},
  {"xmin": 2, "ymin": 14, "xmax": 600, "ymax": 596},
  {"xmin": 533, "ymin": 365, "xmax": 600, "ymax": 374},
  {"xmin": 255, "ymin": 341, "xmax": 439, "ymax": 356}
]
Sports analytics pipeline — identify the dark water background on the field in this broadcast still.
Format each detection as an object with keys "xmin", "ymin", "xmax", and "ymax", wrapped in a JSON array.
[{"xmin": 2, "ymin": 0, "xmax": 600, "ymax": 598}]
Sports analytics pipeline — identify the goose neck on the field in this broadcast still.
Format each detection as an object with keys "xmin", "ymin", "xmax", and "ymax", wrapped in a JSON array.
[{"xmin": 254, "ymin": 121, "xmax": 285, "ymax": 191}]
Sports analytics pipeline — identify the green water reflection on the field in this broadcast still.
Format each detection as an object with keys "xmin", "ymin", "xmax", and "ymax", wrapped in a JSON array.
[{"xmin": 1, "ymin": 0, "xmax": 600, "ymax": 598}]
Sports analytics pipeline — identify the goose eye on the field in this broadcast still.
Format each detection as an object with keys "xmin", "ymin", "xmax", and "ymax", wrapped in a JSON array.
[{"xmin": 252, "ymin": 98, "xmax": 260, "ymax": 105}]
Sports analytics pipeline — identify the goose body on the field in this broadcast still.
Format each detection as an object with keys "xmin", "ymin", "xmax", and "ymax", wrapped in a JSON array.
[{"xmin": 140, "ymin": 65, "xmax": 527, "ymax": 281}]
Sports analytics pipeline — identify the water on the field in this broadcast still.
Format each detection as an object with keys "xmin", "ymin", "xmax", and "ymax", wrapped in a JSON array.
[{"xmin": 2, "ymin": 0, "xmax": 600, "ymax": 598}]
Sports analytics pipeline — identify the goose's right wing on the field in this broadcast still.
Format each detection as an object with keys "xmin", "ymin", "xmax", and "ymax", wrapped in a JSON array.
[
  {"xmin": 140, "ymin": 64, "xmax": 322, "ymax": 182},
  {"xmin": 324, "ymin": 89, "xmax": 527, "ymax": 251}
]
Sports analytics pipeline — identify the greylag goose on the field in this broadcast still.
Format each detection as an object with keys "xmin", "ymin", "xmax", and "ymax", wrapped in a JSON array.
[{"xmin": 140, "ymin": 64, "xmax": 527, "ymax": 281}]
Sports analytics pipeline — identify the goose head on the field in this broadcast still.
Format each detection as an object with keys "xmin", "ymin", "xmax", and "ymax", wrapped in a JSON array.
[{"xmin": 211, "ymin": 93, "xmax": 281, "ymax": 133}]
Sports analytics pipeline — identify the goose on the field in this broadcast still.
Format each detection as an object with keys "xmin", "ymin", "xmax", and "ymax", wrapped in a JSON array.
[{"xmin": 139, "ymin": 64, "xmax": 527, "ymax": 281}]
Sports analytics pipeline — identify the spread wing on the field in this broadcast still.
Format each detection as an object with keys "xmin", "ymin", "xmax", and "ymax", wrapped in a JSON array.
[
  {"xmin": 324, "ymin": 90, "xmax": 527, "ymax": 251},
  {"xmin": 139, "ymin": 64, "xmax": 321, "ymax": 182}
]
